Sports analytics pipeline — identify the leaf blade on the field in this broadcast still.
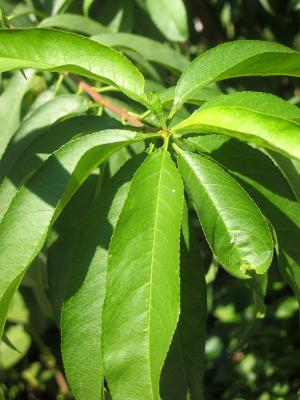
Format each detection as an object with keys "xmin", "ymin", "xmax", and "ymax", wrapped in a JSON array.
[
  {"xmin": 172, "ymin": 40, "xmax": 300, "ymax": 114},
  {"xmin": 0, "ymin": 28, "xmax": 148, "ymax": 105},
  {"xmin": 0, "ymin": 129, "xmax": 142, "ymax": 339},
  {"xmin": 61, "ymin": 155, "xmax": 144, "ymax": 400},
  {"xmin": 102, "ymin": 149, "xmax": 184, "ymax": 399},
  {"xmin": 172, "ymin": 92, "xmax": 300, "ymax": 161},
  {"xmin": 177, "ymin": 149, "xmax": 274, "ymax": 279}
]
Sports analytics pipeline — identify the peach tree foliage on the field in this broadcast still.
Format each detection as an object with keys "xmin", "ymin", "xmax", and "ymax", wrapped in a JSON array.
[{"xmin": 0, "ymin": 26, "xmax": 300, "ymax": 400}]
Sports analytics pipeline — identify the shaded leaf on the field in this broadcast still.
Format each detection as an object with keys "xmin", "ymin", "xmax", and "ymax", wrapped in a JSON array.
[
  {"xmin": 138, "ymin": 0, "xmax": 188, "ymax": 42},
  {"xmin": 62, "ymin": 155, "xmax": 144, "ymax": 400},
  {"xmin": 38, "ymin": 13, "xmax": 107, "ymax": 36},
  {"xmin": 0, "ymin": 129, "xmax": 142, "ymax": 339},
  {"xmin": 160, "ymin": 204, "xmax": 206, "ymax": 400},
  {"xmin": 0, "ymin": 70, "xmax": 34, "ymax": 159},
  {"xmin": 92, "ymin": 32, "xmax": 188, "ymax": 73},
  {"xmin": 0, "ymin": 94, "xmax": 89, "ymax": 183}
]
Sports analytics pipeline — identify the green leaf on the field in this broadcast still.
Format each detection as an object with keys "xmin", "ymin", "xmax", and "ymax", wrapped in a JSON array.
[
  {"xmin": 159, "ymin": 84, "xmax": 222, "ymax": 106},
  {"xmin": 0, "ymin": 325, "xmax": 31, "ymax": 369},
  {"xmin": 172, "ymin": 92, "xmax": 300, "ymax": 161},
  {"xmin": 62, "ymin": 155, "xmax": 144, "ymax": 400},
  {"xmin": 139, "ymin": 0, "xmax": 188, "ymax": 42},
  {"xmin": 0, "ymin": 114, "xmax": 111, "ymax": 222},
  {"xmin": 48, "ymin": 175, "xmax": 98, "ymax": 322},
  {"xmin": 92, "ymin": 32, "xmax": 189, "ymax": 73},
  {"xmin": 0, "ymin": 94, "xmax": 89, "ymax": 183},
  {"xmin": 171, "ymin": 40, "xmax": 300, "ymax": 114},
  {"xmin": 176, "ymin": 149, "xmax": 274, "ymax": 279},
  {"xmin": 0, "ymin": 129, "xmax": 142, "ymax": 339},
  {"xmin": 38, "ymin": 13, "xmax": 108, "ymax": 36},
  {"xmin": 0, "ymin": 28, "xmax": 148, "ymax": 106},
  {"xmin": 160, "ymin": 204, "xmax": 206, "ymax": 400},
  {"xmin": 268, "ymin": 152, "xmax": 300, "ymax": 202},
  {"xmin": 83, "ymin": 0, "xmax": 95, "ymax": 16},
  {"xmin": 102, "ymin": 149, "xmax": 184, "ymax": 399},
  {"xmin": 247, "ymin": 274, "xmax": 268, "ymax": 318},
  {"xmin": 184, "ymin": 134, "xmax": 300, "ymax": 308},
  {"xmin": 0, "ymin": 70, "xmax": 34, "ymax": 159}
]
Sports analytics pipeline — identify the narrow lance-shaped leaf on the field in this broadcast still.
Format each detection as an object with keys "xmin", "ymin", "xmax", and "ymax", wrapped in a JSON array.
[
  {"xmin": 0, "ymin": 29, "xmax": 148, "ymax": 106},
  {"xmin": 0, "ymin": 115, "xmax": 116, "ymax": 221},
  {"xmin": 177, "ymin": 149, "xmax": 274, "ymax": 279},
  {"xmin": 38, "ymin": 13, "xmax": 108, "ymax": 36},
  {"xmin": 0, "ymin": 129, "xmax": 143, "ymax": 339},
  {"xmin": 160, "ymin": 203, "xmax": 207, "ymax": 400},
  {"xmin": 102, "ymin": 149, "xmax": 184, "ymax": 400},
  {"xmin": 171, "ymin": 40, "xmax": 300, "ymax": 115},
  {"xmin": 61, "ymin": 155, "xmax": 145, "ymax": 400},
  {"xmin": 48, "ymin": 175, "xmax": 98, "ymax": 322},
  {"xmin": 140, "ymin": 0, "xmax": 188, "ymax": 42},
  {"xmin": 268, "ymin": 151, "xmax": 300, "ymax": 202},
  {"xmin": 0, "ymin": 94, "xmax": 89, "ymax": 183},
  {"xmin": 172, "ymin": 92, "xmax": 300, "ymax": 161},
  {"xmin": 184, "ymin": 134, "xmax": 300, "ymax": 308},
  {"xmin": 92, "ymin": 32, "xmax": 189, "ymax": 73},
  {"xmin": 0, "ymin": 70, "xmax": 34, "ymax": 159}
]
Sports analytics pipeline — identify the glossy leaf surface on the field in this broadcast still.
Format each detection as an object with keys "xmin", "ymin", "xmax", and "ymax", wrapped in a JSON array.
[
  {"xmin": 177, "ymin": 150, "xmax": 274, "ymax": 279},
  {"xmin": 172, "ymin": 40, "xmax": 300, "ymax": 114},
  {"xmin": 0, "ymin": 129, "xmax": 142, "ymax": 339},
  {"xmin": 185, "ymin": 134, "xmax": 300, "ymax": 307},
  {"xmin": 0, "ymin": 29, "xmax": 148, "ymax": 105},
  {"xmin": 102, "ymin": 149, "xmax": 184, "ymax": 399},
  {"xmin": 172, "ymin": 92, "xmax": 300, "ymax": 161}
]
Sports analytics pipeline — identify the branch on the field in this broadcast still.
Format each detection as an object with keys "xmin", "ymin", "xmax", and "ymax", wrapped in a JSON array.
[{"xmin": 66, "ymin": 73, "xmax": 144, "ymax": 127}]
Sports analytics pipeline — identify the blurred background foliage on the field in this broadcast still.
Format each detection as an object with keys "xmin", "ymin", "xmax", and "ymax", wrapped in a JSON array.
[{"xmin": 0, "ymin": 0, "xmax": 299, "ymax": 399}]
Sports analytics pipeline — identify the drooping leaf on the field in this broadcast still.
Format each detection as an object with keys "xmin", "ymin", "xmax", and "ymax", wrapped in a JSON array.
[
  {"xmin": 0, "ymin": 129, "xmax": 143, "ymax": 339},
  {"xmin": 92, "ymin": 32, "xmax": 189, "ymax": 73},
  {"xmin": 176, "ymin": 149, "xmax": 274, "ymax": 279},
  {"xmin": 0, "ymin": 94, "xmax": 89, "ymax": 182},
  {"xmin": 0, "ymin": 28, "xmax": 148, "ymax": 106},
  {"xmin": 102, "ymin": 149, "xmax": 184, "ymax": 399},
  {"xmin": 160, "ymin": 203, "xmax": 206, "ymax": 400},
  {"xmin": 0, "ymin": 115, "xmax": 115, "ymax": 221},
  {"xmin": 38, "ymin": 13, "xmax": 108, "ymax": 36},
  {"xmin": 184, "ymin": 134, "xmax": 300, "ymax": 308},
  {"xmin": 247, "ymin": 273, "xmax": 268, "ymax": 318},
  {"xmin": 62, "ymin": 155, "xmax": 144, "ymax": 400},
  {"xmin": 0, "ymin": 70, "xmax": 34, "ymax": 159},
  {"xmin": 171, "ymin": 40, "xmax": 300, "ymax": 114},
  {"xmin": 138, "ymin": 0, "xmax": 188, "ymax": 42},
  {"xmin": 172, "ymin": 92, "xmax": 300, "ymax": 161}
]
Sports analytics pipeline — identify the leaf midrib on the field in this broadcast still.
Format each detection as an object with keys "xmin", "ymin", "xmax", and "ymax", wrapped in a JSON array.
[
  {"xmin": 181, "ymin": 153, "xmax": 265, "ymax": 273},
  {"xmin": 147, "ymin": 150, "xmax": 166, "ymax": 397}
]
